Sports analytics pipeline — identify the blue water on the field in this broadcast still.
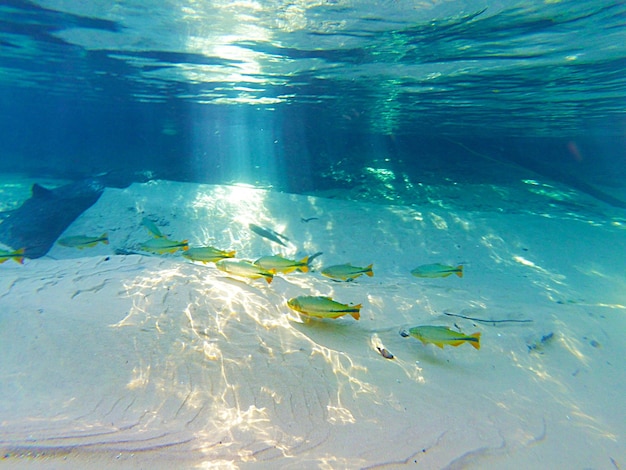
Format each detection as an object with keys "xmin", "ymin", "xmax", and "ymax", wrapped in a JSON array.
[
  {"xmin": 1, "ymin": 3, "xmax": 626, "ymax": 467},
  {"xmin": 0, "ymin": 0, "xmax": 625, "ymax": 199}
]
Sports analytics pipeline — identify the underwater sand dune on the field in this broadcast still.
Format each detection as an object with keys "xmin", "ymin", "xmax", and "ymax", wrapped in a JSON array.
[{"xmin": 0, "ymin": 181, "xmax": 625, "ymax": 468}]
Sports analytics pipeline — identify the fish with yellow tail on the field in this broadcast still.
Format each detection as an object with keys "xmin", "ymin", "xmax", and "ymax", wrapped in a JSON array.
[
  {"xmin": 58, "ymin": 233, "xmax": 109, "ymax": 249},
  {"xmin": 0, "ymin": 248, "xmax": 25, "ymax": 264},
  {"xmin": 215, "ymin": 259, "xmax": 274, "ymax": 284},
  {"xmin": 321, "ymin": 263, "xmax": 373, "ymax": 282},
  {"xmin": 183, "ymin": 246, "xmax": 236, "ymax": 264},
  {"xmin": 254, "ymin": 255, "xmax": 309, "ymax": 274},
  {"xmin": 139, "ymin": 237, "xmax": 189, "ymax": 254},
  {"xmin": 411, "ymin": 263, "xmax": 463, "ymax": 278},
  {"xmin": 400, "ymin": 325, "xmax": 480, "ymax": 350},
  {"xmin": 287, "ymin": 295, "xmax": 361, "ymax": 320}
]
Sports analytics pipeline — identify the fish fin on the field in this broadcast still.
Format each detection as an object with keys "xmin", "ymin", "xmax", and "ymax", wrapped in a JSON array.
[
  {"xmin": 469, "ymin": 332, "xmax": 481, "ymax": 350},
  {"xmin": 264, "ymin": 274, "xmax": 273, "ymax": 284},
  {"xmin": 350, "ymin": 304, "xmax": 362, "ymax": 320},
  {"xmin": 102, "ymin": 233, "xmax": 109, "ymax": 245},
  {"xmin": 298, "ymin": 256, "xmax": 310, "ymax": 273},
  {"xmin": 455, "ymin": 265, "xmax": 463, "ymax": 278},
  {"xmin": 0, "ymin": 259, "xmax": 7, "ymax": 264},
  {"xmin": 365, "ymin": 263, "xmax": 374, "ymax": 277},
  {"xmin": 14, "ymin": 248, "xmax": 25, "ymax": 264},
  {"xmin": 433, "ymin": 341, "xmax": 445, "ymax": 349},
  {"xmin": 182, "ymin": 240, "xmax": 189, "ymax": 251},
  {"xmin": 227, "ymin": 250, "xmax": 236, "ymax": 257}
]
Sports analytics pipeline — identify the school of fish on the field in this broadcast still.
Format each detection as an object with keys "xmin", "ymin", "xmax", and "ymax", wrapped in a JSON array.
[{"xmin": 3, "ymin": 214, "xmax": 479, "ymax": 358}]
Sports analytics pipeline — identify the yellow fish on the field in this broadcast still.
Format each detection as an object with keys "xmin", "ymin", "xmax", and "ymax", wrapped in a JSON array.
[
  {"xmin": 58, "ymin": 233, "xmax": 109, "ymax": 249},
  {"xmin": 215, "ymin": 259, "xmax": 274, "ymax": 284},
  {"xmin": 141, "ymin": 217, "xmax": 164, "ymax": 238},
  {"xmin": 321, "ymin": 263, "xmax": 373, "ymax": 282},
  {"xmin": 411, "ymin": 263, "xmax": 463, "ymax": 278},
  {"xmin": 0, "ymin": 248, "xmax": 25, "ymax": 264},
  {"xmin": 139, "ymin": 237, "xmax": 189, "ymax": 254},
  {"xmin": 287, "ymin": 295, "xmax": 361, "ymax": 320},
  {"xmin": 400, "ymin": 325, "xmax": 480, "ymax": 350},
  {"xmin": 254, "ymin": 255, "xmax": 309, "ymax": 274},
  {"xmin": 183, "ymin": 246, "xmax": 236, "ymax": 264}
]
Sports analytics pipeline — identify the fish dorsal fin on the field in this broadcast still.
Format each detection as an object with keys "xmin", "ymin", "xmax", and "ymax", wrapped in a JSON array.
[{"xmin": 31, "ymin": 184, "xmax": 54, "ymax": 199}]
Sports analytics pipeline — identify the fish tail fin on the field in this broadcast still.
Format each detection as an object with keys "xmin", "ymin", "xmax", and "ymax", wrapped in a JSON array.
[
  {"xmin": 455, "ymin": 265, "xmax": 463, "ymax": 278},
  {"xmin": 102, "ymin": 233, "xmax": 109, "ymax": 245},
  {"xmin": 365, "ymin": 263, "xmax": 374, "ymax": 277},
  {"xmin": 298, "ymin": 257, "xmax": 310, "ymax": 273},
  {"xmin": 14, "ymin": 248, "xmax": 26, "ymax": 264},
  {"xmin": 227, "ymin": 250, "xmax": 236, "ymax": 258},
  {"xmin": 350, "ymin": 303, "xmax": 362, "ymax": 320},
  {"xmin": 182, "ymin": 240, "xmax": 189, "ymax": 251},
  {"xmin": 469, "ymin": 332, "xmax": 481, "ymax": 350}
]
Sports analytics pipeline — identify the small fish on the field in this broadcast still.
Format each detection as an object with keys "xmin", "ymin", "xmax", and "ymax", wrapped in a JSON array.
[
  {"xmin": 249, "ymin": 223, "xmax": 289, "ymax": 247},
  {"xmin": 400, "ymin": 325, "xmax": 480, "ymax": 350},
  {"xmin": 321, "ymin": 263, "xmax": 373, "ymax": 282},
  {"xmin": 411, "ymin": 263, "xmax": 463, "ymax": 278},
  {"xmin": 287, "ymin": 295, "xmax": 361, "ymax": 320},
  {"xmin": 139, "ymin": 237, "xmax": 189, "ymax": 254},
  {"xmin": 141, "ymin": 217, "xmax": 164, "ymax": 238},
  {"xmin": 215, "ymin": 259, "xmax": 274, "ymax": 284},
  {"xmin": 0, "ymin": 248, "xmax": 25, "ymax": 264},
  {"xmin": 183, "ymin": 246, "xmax": 236, "ymax": 264},
  {"xmin": 301, "ymin": 217, "xmax": 319, "ymax": 223},
  {"xmin": 58, "ymin": 233, "xmax": 109, "ymax": 249},
  {"xmin": 254, "ymin": 255, "xmax": 309, "ymax": 274}
]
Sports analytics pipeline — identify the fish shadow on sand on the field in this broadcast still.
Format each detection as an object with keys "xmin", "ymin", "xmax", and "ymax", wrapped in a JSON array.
[{"xmin": 0, "ymin": 171, "xmax": 151, "ymax": 259}]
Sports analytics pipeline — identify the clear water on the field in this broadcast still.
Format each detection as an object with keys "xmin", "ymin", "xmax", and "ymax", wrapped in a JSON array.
[
  {"xmin": 0, "ymin": 0, "xmax": 625, "ymax": 197},
  {"xmin": 1, "ymin": 2, "xmax": 626, "ymax": 467}
]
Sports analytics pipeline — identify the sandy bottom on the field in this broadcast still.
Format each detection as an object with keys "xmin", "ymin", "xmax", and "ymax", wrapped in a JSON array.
[{"xmin": 1, "ymin": 180, "xmax": 625, "ymax": 469}]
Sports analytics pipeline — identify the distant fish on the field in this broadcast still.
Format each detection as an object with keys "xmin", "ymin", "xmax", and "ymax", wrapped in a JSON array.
[
  {"xmin": 249, "ymin": 223, "xmax": 289, "ymax": 247},
  {"xmin": 411, "ymin": 263, "xmax": 463, "ymax": 278},
  {"xmin": 0, "ymin": 248, "xmax": 25, "ymax": 264},
  {"xmin": 254, "ymin": 255, "xmax": 309, "ymax": 274},
  {"xmin": 400, "ymin": 325, "xmax": 480, "ymax": 350},
  {"xmin": 141, "ymin": 217, "xmax": 164, "ymax": 238},
  {"xmin": 287, "ymin": 295, "xmax": 361, "ymax": 320},
  {"xmin": 321, "ymin": 263, "xmax": 373, "ymax": 282},
  {"xmin": 215, "ymin": 259, "xmax": 274, "ymax": 284},
  {"xmin": 58, "ymin": 233, "xmax": 109, "ymax": 249},
  {"xmin": 183, "ymin": 246, "xmax": 236, "ymax": 264},
  {"xmin": 139, "ymin": 237, "xmax": 189, "ymax": 254}
]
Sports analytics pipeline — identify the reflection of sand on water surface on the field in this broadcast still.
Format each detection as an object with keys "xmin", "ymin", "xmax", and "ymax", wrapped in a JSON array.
[{"xmin": 0, "ymin": 180, "xmax": 625, "ymax": 468}]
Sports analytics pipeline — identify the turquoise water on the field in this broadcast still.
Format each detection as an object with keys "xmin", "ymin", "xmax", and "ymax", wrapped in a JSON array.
[
  {"xmin": 0, "ymin": 1, "xmax": 625, "ymax": 192},
  {"xmin": 1, "ymin": 2, "xmax": 626, "ymax": 467}
]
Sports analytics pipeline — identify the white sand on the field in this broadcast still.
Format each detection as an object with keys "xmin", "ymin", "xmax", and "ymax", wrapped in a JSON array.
[{"xmin": 1, "ymin": 180, "xmax": 625, "ymax": 469}]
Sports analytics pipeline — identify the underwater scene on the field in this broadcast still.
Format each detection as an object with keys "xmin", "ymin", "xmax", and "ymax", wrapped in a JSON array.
[{"xmin": 1, "ymin": 1, "xmax": 625, "ymax": 469}]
